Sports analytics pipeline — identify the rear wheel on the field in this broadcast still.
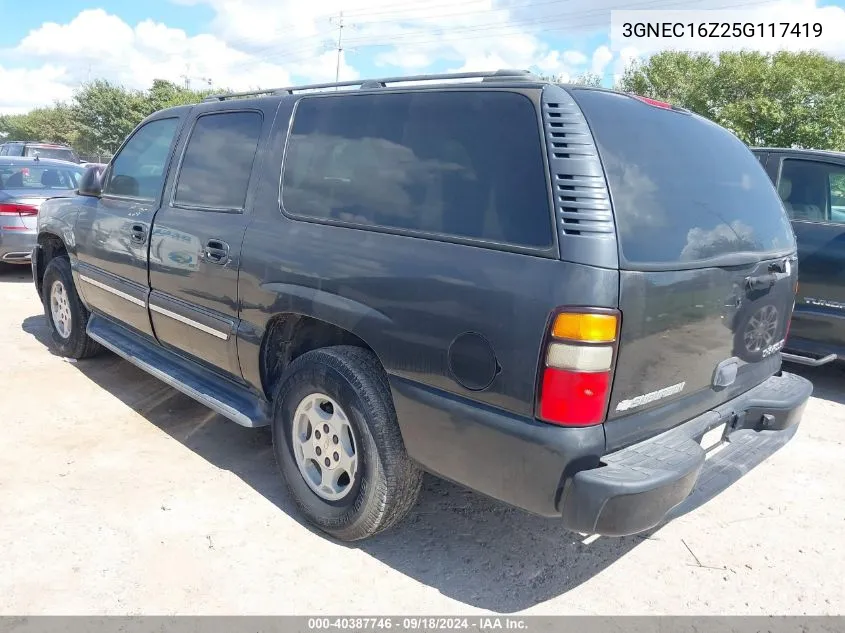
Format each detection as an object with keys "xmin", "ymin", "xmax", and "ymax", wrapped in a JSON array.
[
  {"xmin": 41, "ymin": 256, "xmax": 101, "ymax": 359},
  {"xmin": 272, "ymin": 345, "xmax": 422, "ymax": 541}
]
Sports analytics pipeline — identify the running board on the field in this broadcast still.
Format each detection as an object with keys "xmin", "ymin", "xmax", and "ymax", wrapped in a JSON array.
[
  {"xmin": 87, "ymin": 314, "xmax": 271, "ymax": 427},
  {"xmin": 782, "ymin": 352, "xmax": 837, "ymax": 367}
]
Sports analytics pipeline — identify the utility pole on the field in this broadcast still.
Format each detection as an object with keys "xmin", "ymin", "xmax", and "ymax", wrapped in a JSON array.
[
  {"xmin": 329, "ymin": 11, "xmax": 345, "ymax": 86},
  {"xmin": 181, "ymin": 64, "xmax": 191, "ymax": 90}
]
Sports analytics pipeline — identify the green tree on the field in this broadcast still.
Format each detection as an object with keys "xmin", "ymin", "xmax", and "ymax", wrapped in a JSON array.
[
  {"xmin": 143, "ymin": 79, "xmax": 217, "ymax": 115},
  {"xmin": 618, "ymin": 50, "xmax": 845, "ymax": 151},
  {"xmin": 2, "ymin": 79, "xmax": 227, "ymax": 158},
  {"xmin": 72, "ymin": 80, "xmax": 148, "ymax": 155}
]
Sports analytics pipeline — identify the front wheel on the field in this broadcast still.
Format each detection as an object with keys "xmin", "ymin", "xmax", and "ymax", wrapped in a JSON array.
[
  {"xmin": 41, "ymin": 256, "xmax": 101, "ymax": 359},
  {"xmin": 272, "ymin": 346, "xmax": 422, "ymax": 541}
]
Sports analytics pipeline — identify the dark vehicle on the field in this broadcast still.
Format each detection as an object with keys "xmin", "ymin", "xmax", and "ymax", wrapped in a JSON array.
[
  {"xmin": 753, "ymin": 148, "xmax": 845, "ymax": 366},
  {"xmin": 0, "ymin": 157, "xmax": 83, "ymax": 265},
  {"xmin": 0, "ymin": 141, "xmax": 80, "ymax": 164},
  {"xmin": 32, "ymin": 71, "xmax": 811, "ymax": 541}
]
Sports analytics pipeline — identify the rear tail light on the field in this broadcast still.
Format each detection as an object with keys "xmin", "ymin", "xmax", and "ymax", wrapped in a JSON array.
[
  {"xmin": 0, "ymin": 203, "xmax": 39, "ymax": 230},
  {"xmin": 0, "ymin": 203, "xmax": 39, "ymax": 216},
  {"xmin": 537, "ymin": 310, "xmax": 620, "ymax": 426}
]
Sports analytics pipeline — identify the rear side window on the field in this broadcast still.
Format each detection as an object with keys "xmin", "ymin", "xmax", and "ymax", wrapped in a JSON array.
[
  {"xmin": 571, "ymin": 89, "xmax": 795, "ymax": 267},
  {"xmin": 281, "ymin": 91, "xmax": 553, "ymax": 249},
  {"xmin": 174, "ymin": 111, "xmax": 263, "ymax": 211},
  {"xmin": 778, "ymin": 159, "xmax": 845, "ymax": 224}
]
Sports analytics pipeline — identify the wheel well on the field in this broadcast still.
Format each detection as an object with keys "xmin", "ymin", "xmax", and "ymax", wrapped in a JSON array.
[
  {"xmin": 259, "ymin": 314, "xmax": 376, "ymax": 398},
  {"xmin": 35, "ymin": 233, "xmax": 68, "ymax": 296}
]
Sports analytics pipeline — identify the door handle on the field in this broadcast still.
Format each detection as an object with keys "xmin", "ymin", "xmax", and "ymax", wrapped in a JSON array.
[
  {"xmin": 130, "ymin": 223, "xmax": 147, "ymax": 244},
  {"xmin": 204, "ymin": 239, "xmax": 230, "ymax": 264}
]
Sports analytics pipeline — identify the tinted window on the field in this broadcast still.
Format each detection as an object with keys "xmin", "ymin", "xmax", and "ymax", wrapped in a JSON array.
[
  {"xmin": 778, "ymin": 159, "xmax": 845, "ymax": 224},
  {"xmin": 571, "ymin": 89, "xmax": 794, "ymax": 266},
  {"xmin": 104, "ymin": 118, "xmax": 179, "ymax": 200},
  {"xmin": 282, "ymin": 91, "xmax": 552, "ymax": 248},
  {"xmin": 0, "ymin": 165, "xmax": 83, "ymax": 190},
  {"xmin": 174, "ymin": 111, "xmax": 263, "ymax": 210}
]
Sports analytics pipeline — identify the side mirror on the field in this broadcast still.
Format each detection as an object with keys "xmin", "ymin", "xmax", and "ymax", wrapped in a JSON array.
[{"xmin": 78, "ymin": 165, "xmax": 104, "ymax": 197}]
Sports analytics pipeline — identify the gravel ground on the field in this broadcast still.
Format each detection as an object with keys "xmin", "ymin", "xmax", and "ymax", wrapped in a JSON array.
[{"xmin": 1, "ymin": 264, "xmax": 843, "ymax": 615}]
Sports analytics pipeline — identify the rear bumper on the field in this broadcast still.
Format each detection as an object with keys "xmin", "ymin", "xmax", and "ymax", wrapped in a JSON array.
[
  {"xmin": 561, "ymin": 371, "xmax": 812, "ymax": 535},
  {"xmin": 391, "ymin": 371, "xmax": 812, "ymax": 535},
  {"xmin": 0, "ymin": 228, "xmax": 36, "ymax": 263}
]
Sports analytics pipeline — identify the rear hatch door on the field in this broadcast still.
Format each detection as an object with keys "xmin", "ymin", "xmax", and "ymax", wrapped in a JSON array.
[{"xmin": 569, "ymin": 89, "xmax": 797, "ymax": 448}]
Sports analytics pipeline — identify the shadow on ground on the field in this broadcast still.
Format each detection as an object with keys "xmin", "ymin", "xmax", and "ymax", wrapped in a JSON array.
[
  {"xmin": 786, "ymin": 361, "xmax": 845, "ymax": 406},
  {"xmin": 21, "ymin": 313, "xmax": 810, "ymax": 611},
  {"xmin": 0, "ymin": 264, "xmax": 33, "ymax": 284}
]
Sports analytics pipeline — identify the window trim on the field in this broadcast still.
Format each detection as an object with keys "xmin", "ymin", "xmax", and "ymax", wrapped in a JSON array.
[
  {"xmin": 101, "ymin": 116, "xmax": 182, "ymax": 204},
  {"xmin": 277, "ymin": 89, "xmax": 558, "ymax": 257},
  {"xmin": 168, "ymin": 108, "xmax": 264, "ymax": 214},
  {"xmin": 777, "ymin": 156, "xmax": 845, "ymax": 226}
]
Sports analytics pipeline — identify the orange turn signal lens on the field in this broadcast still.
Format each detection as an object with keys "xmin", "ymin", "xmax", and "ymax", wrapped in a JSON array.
[{"xmin": 551, "ymin": 312, "xmax": 617, "ymax": 343}]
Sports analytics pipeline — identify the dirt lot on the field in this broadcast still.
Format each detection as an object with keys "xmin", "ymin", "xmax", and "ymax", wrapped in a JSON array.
[{"xmin": 1, "ymin": 264, "xmax": 843, "ymax": 615}]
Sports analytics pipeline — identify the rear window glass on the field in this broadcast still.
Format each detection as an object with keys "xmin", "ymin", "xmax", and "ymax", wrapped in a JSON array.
[
  {"xmin": 281, "ymin": 91, "xmax": 553, "ymax": 249},
  {"xmin": 571, "ymin": 89, "xmax": 795, "ymax": 267},
  {"xmin": 174, "ymin": 111, "xmax": 263, "ymax": 210},
  {"xmin": 0, "ymin": 165, "xmax": 83, "ymax": 190},
  {"xmin": 24, "ymin": 146, "xmax": 77, "ymax": 162}
]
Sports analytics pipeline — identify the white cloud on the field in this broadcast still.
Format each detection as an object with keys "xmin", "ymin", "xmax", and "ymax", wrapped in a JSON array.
[
  {"xmin": 3, "ymin": 7, "xmax": 361, "ymax": 112},
  {"xmin": 562, "ymin": 50, "xmax": 588, "ymax": 66},
  {"xmin": 591, "ymin": 45, "xmax": 613, "ymax": 76},
  {"xmin": 0, "ymin": 65, "xmax": 74, "ymax": 114}
]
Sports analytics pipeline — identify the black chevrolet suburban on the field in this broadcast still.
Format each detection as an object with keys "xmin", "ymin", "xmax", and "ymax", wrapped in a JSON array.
[
  {"xmin": 32, "ymin": 70, "xmax": 812, "ymax": 541},
  {"xmin": 753, "ymin": 147, "xmax": 845, "ymax": 367}
]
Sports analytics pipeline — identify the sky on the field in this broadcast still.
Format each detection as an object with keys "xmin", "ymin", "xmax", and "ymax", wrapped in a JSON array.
[{"xmin": 0, "ymin": 0, "xmax": 844, "ymax": 114}]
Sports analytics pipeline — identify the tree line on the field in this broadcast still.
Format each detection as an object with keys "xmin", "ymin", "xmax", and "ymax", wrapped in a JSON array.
[
  {"xmin": 0, "ymin": 79, "xmax": 219, "ymax": 160},
  {"xmin": 1, "ymin": 51, "xmax": 844, "ymax": 159}
]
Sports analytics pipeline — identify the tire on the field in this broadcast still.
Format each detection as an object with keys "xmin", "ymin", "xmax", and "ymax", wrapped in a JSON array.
[
  {"xmin": 41, "ymin": 256, "xmax": 102, "ymax": 359},
  {"xmin": 272, "ymin": 345, "xmax": 422, "ymax": 541}
]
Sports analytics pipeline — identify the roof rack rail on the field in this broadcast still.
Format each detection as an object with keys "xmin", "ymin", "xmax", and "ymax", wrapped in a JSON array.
[{"xmin": 203, "ymin": 69, "xmax": 538, "ymax": 102}]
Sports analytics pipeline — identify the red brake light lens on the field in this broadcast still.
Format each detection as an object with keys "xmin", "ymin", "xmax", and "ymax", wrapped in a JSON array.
[
  {"xmin": 540, "ymin": 368, "xmax": 612, "ymax": 425},
  {"xmin": 0, "ymin": 203, "xmax": 39, "ymax": 216},
  {"xmin": 633, "ymin": 95, "xmax": 672, "ymax": 109}
]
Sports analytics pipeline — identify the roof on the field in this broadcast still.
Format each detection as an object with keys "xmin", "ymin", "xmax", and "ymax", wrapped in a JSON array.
[
  {"xmin": 0, "ymin": 156, "xmax": 83, "ymax": 167},
  {"xmin": 752, "ymin": 146, "xmax": 845, "ymax": 159}
]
